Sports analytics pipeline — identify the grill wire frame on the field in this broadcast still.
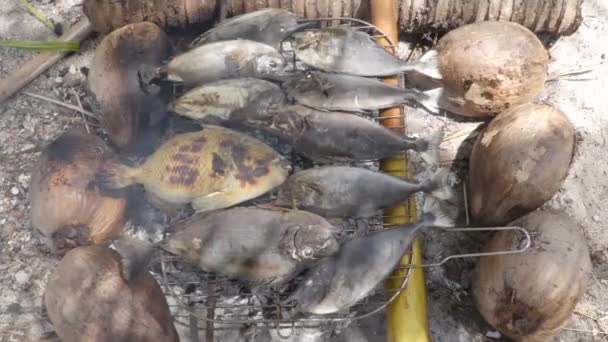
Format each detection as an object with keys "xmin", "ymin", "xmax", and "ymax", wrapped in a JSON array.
[{"xmin": 154, "ymin": 17, "xmax": 421, "ymax": 339}]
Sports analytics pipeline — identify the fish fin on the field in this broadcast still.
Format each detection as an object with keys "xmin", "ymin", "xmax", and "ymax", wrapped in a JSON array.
[
  {"xmin": 420, "ymin": 196, "xmax": 458, "ymax": 228},
  {"xmin": 420, "ymin": 168, "xmax": 454, "ymax": 201},
  {"xmin": 401, "ymin": 86, "xmax": 432, "ymax": 107},
  {"xmin": 407, "ymin": 49, "xmax": 443, "ymax": 80},
  {"xmin": 191, "ymin": 183, "xmax": 237, "ymax": 212},
  {"xmin": 414, "ymin": 130, "xmax": 444, "ymax": 165},
  {"xmin": 95, "ymin": 160, "xmax": 141, "ymax": 190},
  {"xmin": 417, "ymin": 87, "xmax": 444, "ymax": 114}
]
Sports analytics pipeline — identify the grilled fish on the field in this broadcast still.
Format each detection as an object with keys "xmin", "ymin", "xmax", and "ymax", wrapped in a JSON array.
[
  {"xmin": 281, "ymin": 71, "xmax": 428, "ymax": 112},
  {"xmin": 96, "ymin": 125, "xmax": 290, "ymax": 213},
  {"xmin": 191, "ymin": 8, "xmax": 315, "ymax": 49},
  {"xmin": 163, "ymin": 207, "xmax": 339, "ymax": 286},
  {"xmin": 164, "ymin": 39, "xmax": 286, "ymax": 85},
  {"xmin": 274, "ymin": 166, "xmax": 453, "ymax": 217},
  {"xmin": 173, "ymin": 78, "xmax": 287, "ymax": 122},
  {"xmin": 286, "ymin": 197, "xmax": 456, "ymax": 315},
  {"xmin": 244, "ymin": 104, "xmax": 442, "ymax": 164},
  {"xmin": 292, "ymin": 27, "xmax": 433, "ymax": 77}
]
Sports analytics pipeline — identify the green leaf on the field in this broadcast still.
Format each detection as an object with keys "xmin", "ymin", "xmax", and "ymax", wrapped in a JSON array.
[
  {"xmin": 19, "ymin": 0, "xmax": 57, "ymax": 33},
  {"xmin": 0, "ymin": 40, "xmax": 80, "ymax": 51}
]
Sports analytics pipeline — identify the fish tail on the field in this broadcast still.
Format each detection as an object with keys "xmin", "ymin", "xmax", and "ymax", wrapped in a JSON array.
[
  {"xmin": 401, "ymin": 86, "xmax": 430, "ymax": 105},
  {"xmin": 420, "ymin": 196, "xmax": 458, "ymax": 228},
  {"xmin": 420, "ymin": 168, "xmax": 454, "ymax": 201},
  {"xmin": 96, "ymin": 161, "xmax": 141, "ymax": 190},
  {"xmin": 400, "ymin": 49, "xmax": 443, "ymax": 80},
  {"xmin": 412, "ymin": 130, "xmax": 444, "ymax": 165}
]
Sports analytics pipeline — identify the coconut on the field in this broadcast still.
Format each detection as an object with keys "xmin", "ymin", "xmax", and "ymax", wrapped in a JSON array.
[
  {"xmin": 472, "ymin": 209, "xmax": 592, "ymax": 341},
  {"xmin": 428, "ymin": 20, "xmax": 549, "ymax": 117},
  {"xmin": 88, "ymin": 22, "xmax": 171, "ymax": 151},
  {"xmin": 29, "ymin": 130, "xmax": 127, "ymax": 254},
  {"xmin": 468, "ymin": 103, "xmax": 574, "ymax": 226}
]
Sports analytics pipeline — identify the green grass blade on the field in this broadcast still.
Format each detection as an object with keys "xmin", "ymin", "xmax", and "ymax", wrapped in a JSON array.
[
  {"xmin": 19, "ymin": 0, "xmax": 56, "ymax": 32},
  {"xmin": 0, "ymin": 40, "xmax": 80, "ymax": 51}
]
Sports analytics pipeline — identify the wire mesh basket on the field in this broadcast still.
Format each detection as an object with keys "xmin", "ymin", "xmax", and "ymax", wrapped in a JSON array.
[{"xmin": 152, "ymin": 17, "xmax": 423, "ymax": 340}]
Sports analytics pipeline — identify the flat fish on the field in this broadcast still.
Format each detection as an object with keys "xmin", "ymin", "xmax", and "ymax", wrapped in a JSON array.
[
  {"xmin": 274, "ymin": 166, "xmax": 453, "ymax": 217},
  {"xmin": 291, "ymin": 27, "xmax": 432, "ymax": 77},
  {"xmin": 191, "ymin": 8, "xmax": 315, "ymax": 49},
  {"xmin": 281, "ymin": 71, "xmax": 429, "ymax": 112},
  {"xmin": 95, "ymin": 125, "xmax": 290, "ymax": 213},
  {"xmin": 285, "ymin": 197, "xmax": 456, "ymax": 315},
  {"xmin": 163, "ymin": 207, "xmax": 339, "ymax": 286},
  {"xmin": 164, "ymin": 39, "xmax": 287, "ymax": 85}
]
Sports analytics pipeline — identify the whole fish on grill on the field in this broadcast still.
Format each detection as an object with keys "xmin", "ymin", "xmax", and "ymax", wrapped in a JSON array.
[
  {"xmin": 163, "ymin": 39, "xmax": 287, "ymax": 85},
  {"xmin": 274, "ymin": 166, "xmax": 453, "ymax": 217},
  {"xmin": 285, "ymin": 197, "xmax": 456, "ymax": 315},
  {"xmin": 280, "ymin": 71, "xmax": 429, "ymax": 112},
  {"xmin": 162, "ymin": 207, "xmax": 339, "ymax": 287},
  {"xmin": 191, "ymin": 8, "xmax": 315, "ymax": 49},
  {"xmin": 173, "ymin": 78, "xmax": 287, "ymax": 122},
  {"xmin": 233, "ymin": 104, "xmax": 442, "ymax": 164},
  {"xmin": 95, "ymin": 125, "xmax": 290, "ymax": 213},
  {"xmin": 291, "ymin": 26, "xmax": 438, "ymax": 77}
]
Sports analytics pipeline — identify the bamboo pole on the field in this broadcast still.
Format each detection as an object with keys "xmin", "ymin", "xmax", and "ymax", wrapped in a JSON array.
[{"xmin": 370, "ymin": 1, "xmax": 430, "ymax": 342}]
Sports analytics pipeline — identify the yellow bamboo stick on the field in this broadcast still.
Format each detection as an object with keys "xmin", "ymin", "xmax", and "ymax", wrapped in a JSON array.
[{"xmin": 370, "ymin": 1, "xmax": 430, "ymax": 341}]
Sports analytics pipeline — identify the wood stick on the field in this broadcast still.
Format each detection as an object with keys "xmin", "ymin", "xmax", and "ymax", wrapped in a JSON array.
[{"xmin": 0, "ymin": 17, "xmax": 93, "ymax": 105}]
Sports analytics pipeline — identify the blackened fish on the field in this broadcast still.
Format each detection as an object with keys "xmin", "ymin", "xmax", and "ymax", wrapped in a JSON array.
[
  {"xmin": 163, "ymin": 207, "xmax": 339, "ymax": 286},
  {"xmin": 164, "ymin": 39, "xmax": 287, "ymax": 85},
  {"xmin": 274, "ymin": 166, "xmax": 453, "ymax": 217},
  {"xmin": 285, "ymin": 197, "xmax": 456, "ymax": 315},
  {"xmin": 291, "ymin": 27, "xmax": 437, "ymax": 77},
  {"xmin": 281, "ymin": 71, "xmax": 429, "ymax": 112},
  {"xmin": 191, "ymin": 9, "xmax": 315, "ymax": 49},
  {"xmin": 242, "ymin": 104, "xmax": 442, "ymax": 164}
]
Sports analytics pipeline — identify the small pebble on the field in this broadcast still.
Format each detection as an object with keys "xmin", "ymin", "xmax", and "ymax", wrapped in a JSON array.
[
  {"xmin": 18, "ymin": 174, "xmax": 30, "ymax": 189},
  {"xmin": 0, "ymin": 218, "xmax": 6, "ymax": 225},
  {"xmin": 54, "ymin": 76, "xmax": 64, "ymax": 84},
  {"xmin": 14, "ymin": 270, "xmax": 30, "ymax": 285},
  {"xmin": 69, "ymin": 64, "xmax": 77, "ymax": 75},
  {"xmin": 21, "ymin": 143, "xmax": 36, "ymax": 151},
  {"xmin": 485, "ymin": 331, "xmax": 501, "ymax": 339},
  {"xmin": 10, "ymin": 187, "xmax": 20, "ymax": 195},
  {"xmin": 593, "ymin": 215, "xmax": 600, "ymax": 222}
]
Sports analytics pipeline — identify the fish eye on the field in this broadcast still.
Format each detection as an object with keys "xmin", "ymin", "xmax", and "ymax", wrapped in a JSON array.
[
  {"xmin": 302, "ymin": 247, "xmax": 313, "ymax": 258},
  {"xmin": 268, "ymin": 60, "xmax": 278, "ymax": 68}
]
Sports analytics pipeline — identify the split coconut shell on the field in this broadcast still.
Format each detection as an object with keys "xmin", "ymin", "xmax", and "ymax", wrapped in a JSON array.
[
  {"xmin": 29, "ymin": 130, "xmax": 127, "ymax": 253},
  {"xmin": 468, "ymin": 103, "xmax": 574, "ymax": 226},
  {"xmin": 44, "ymin": 243, "xmax": 179, "ymax": 342},
  {"xmin": 432, "ymin": 21, "xmax": 549, "ymax": 117},
  {"xmin": 88, "ymin": 21, "xmax": 171, "ymax": 151},
  {"xmin": 473, "ymin": 209, "xmax": 591, "ymax": 341}
]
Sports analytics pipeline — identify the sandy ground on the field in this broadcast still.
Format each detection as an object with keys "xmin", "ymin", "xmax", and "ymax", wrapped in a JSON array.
[{"xmin": 0, "ymin": 1, "xmax": 607, "ymax": 342}]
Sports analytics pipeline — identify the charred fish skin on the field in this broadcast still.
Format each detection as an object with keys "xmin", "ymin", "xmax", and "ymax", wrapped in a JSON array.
[
  {"xmin": 163, "ymin": 207, "xmax": 339, "ymax": 286},
  {"xmin": 191, "ymin": 9, "xmax": 314, "ymax": 49},
  {"xmin": 287, "ymin": 198, "xmax": 455, "ymax": 315},
  {"xmin": 165, "ymin": 39, "xmax": 286, "ymax": 85},
  {"xmin": 291, "ymin": 27, "xmax": 418, "ymax": 77},
  {"xmin": 274, "ymin": 166, "xmax": 453, "ymax": 218},
  {"xmin": 96, "ymin": 125, "xmax": 291, "ymax": 213},
  {"xmin": 261, "ymin": 105, "xmax": 442, "ymax": 164},
  {"xmin": 282, "ymin": 71, "xmax": 429, "ymax": 112},
  {"xmin": 173, "ymin": 78, "xmax": 287, "ymax": 122}
]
